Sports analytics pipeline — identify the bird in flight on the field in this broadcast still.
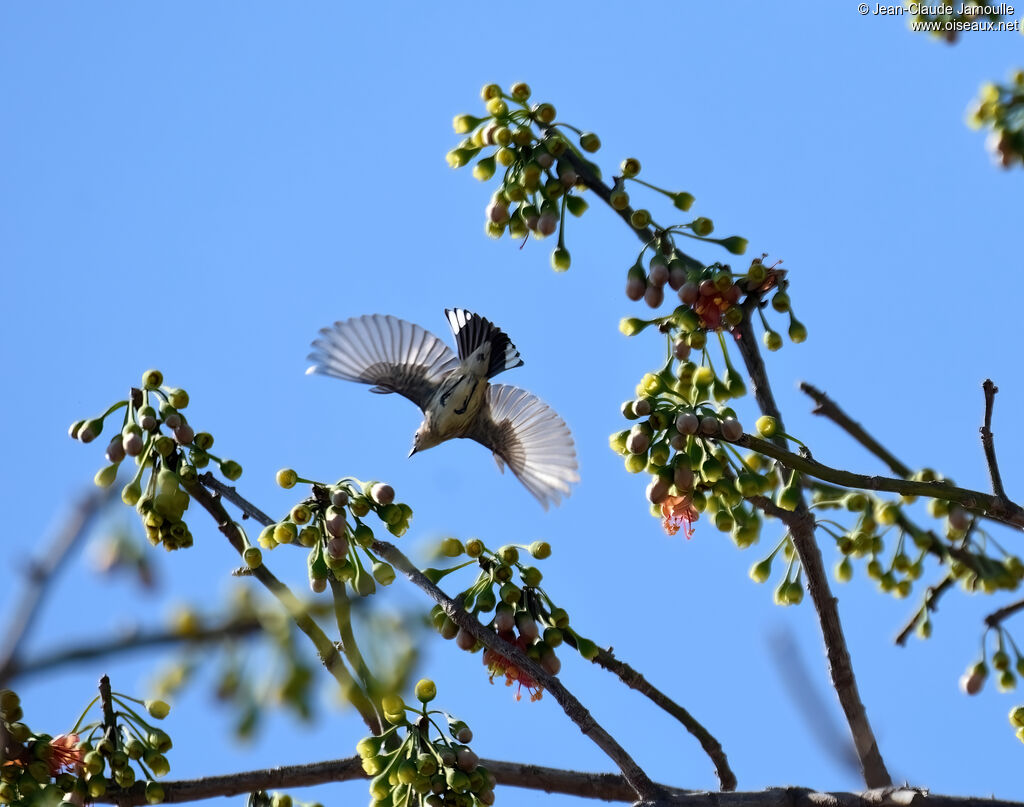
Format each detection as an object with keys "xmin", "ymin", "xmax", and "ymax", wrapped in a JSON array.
[{"xmin": 306, "ymin": 309, "xmax": 578, "ymax": 509}]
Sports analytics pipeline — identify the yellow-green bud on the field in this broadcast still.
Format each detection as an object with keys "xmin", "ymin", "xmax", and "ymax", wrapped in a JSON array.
[
  {"xmin": 414, "ymin": 678, "xmax": 437, "ymax": 703},
  {"xmin": 142, "ymin": 369, "xmax": 163, "ymax": 389}
]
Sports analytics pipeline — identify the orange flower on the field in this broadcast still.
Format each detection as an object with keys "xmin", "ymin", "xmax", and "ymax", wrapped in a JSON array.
[
  {"xmin": 661, "ymin": 495, "xmax": 698, "ymax": 539},
  {"xmin": 482, "ymin": 632, "xmax": 543, "ymax": 702},
  {"xmin": 45, "ymin": 734, "xmax": 84, "ymax": 776}
]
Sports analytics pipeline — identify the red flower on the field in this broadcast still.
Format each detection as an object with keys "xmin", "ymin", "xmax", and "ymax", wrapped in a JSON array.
[
  {"xmin": 661, "ymin": 495, "xmax": 698, "ymax": 539},
  {"xmin": 482, "ymin": 631, "xmax": 543, "ymax": 702}
]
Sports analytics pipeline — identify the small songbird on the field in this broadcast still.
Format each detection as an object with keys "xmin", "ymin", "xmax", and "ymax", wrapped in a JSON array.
[{"xmin": 306, "ymin": 309, "xmax": 579, "ymax": 508}]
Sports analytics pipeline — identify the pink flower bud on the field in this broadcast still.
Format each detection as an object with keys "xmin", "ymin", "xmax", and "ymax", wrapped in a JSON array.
[
  {"xmin": 173, "ymin": 424, "xmax": 195, "ymax": 445},
  {"xmin": 455, "ymin": 627, "xmax": 476, "ymax": 651},
  {"xmin": 626, "ymin": 277, "xmax": 646, "ymax": 301},
  {"xmin": 646, "ymin": 477, "xmax": 671, "ymax": 505},
  {"xmin": 721, "ymin": 418, "xmax": 743, "ymax": 441},
  {"xmin": 700, "ymin": 416, "xmax": 720, "ymax": 436},
  {"xmin": 644, "ymin": 284, "xmax": 664, "ymax": 309},
  {"xmin": 668, "ymin": 265, "xmax": 687, "ymax": 291},
  {"xmin": 675, "ymin": 413, "xmax": 699, "ymax": 435},
  {"xmin": 540, "ymin": 648, "xmax": 561, "ymax": 675},
  {"xmin": 537, "ymin": 213, "xmax": 558, "ymax": 236},
  {"xmin": 648, "ymin": 263, "xmax": 669, "ymax": 287},
  {"xmin": 626, "ymin": 430, "xmax": 650, "ymax": 455},
  {"xmin": 515, "ymin": 613, "xmax": 539, "ymax": 641},
  {"xmin": 122, "ymin": 432, "xmax": 144, "ymax": 457},
  {"xmin": 105, "ymin": 437, "xmax": 126, "ymax": 464},
  {"xmin": 673, "ymin": 466, "xmax": 695, "ymax": 490},
  {"xmin": 679, "ymin": 282, "xmax": 699, "ymax": 305}
]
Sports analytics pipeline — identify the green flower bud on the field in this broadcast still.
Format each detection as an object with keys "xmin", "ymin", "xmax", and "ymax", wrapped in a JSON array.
[
  {"xmin": 221, "ymin": 460, "xmax": 242, "ymax": 481},
  {"xmin": 274, "ymin": 522, "xmax": 297, "ymax": 545},
  {"xmin": 146, "ymin": 699, "xmax": 171, "ymax": 719},
  {"xmin": 619, "ymin": 317, "xmax": 648, "ymax": 337},
  {"xmin": 565, "ymin": 194, "xmax": 588, "ymax": 217},
  {"xmin": 835, "ymin": 557, "xmax": 853, "ymax": 582},
  {"xmin": 243, "ymin": 546, "xmax": 263, "ymax": 569},
  {"xmin": 452, "ymin": 114, "xmax": 483, "ymax": 134},
  {"xmin": 94, "ymin": 464, "xmax": 119, "ymax": 488},
  {"xmin": 440, "ymin": 537, "xmax": 464, "ymax": 557},
  {"xmin": 551, "ymin": 247, "xmax": 571, "ymax": 272},
  {"xmin": 750, "ymin": 558, "xmax": 773, "ymax": 583},
  {"xmin": 167, "ymin": 388, "xmax": 189, "ymax": 409},
  {"xmin": 510, "ymin": 82, "xmax": 531, "ymax": 101},
  {"xmin": 672, "ymin": 192, "xmax": 695, "ymax": 211},
  {"xmin": 472, "ymin": 155, "xmax": 496, "ymax": 182},
  {"xmin": 372, "ymin": 561, "xmax": 395, "ymax": 586},
  {"xmin": 532, "ymin": 102, "xmax": 556, "ymax": 124},
  {"xmin": 763, "ymin": 330, "xmax": 783, "ymax": 351},
  {"xmin": 574, "ymin": 636, "xmax": 599, "ymax": 660},
  {"xmin": 529, "ymin": 540, "xmax": 551, "ymax": 559},
  {"xmin": 755, "ymin": 416, "xmax": 778, "ymax": 437},
  {"xmin": 629, "ymin": 208, "xmax": 651, "ymax": 229},
  {"xmin": 579, "ymin": 132, "xmax": 601, "ymax": 152},
  {"xmin": 691, "ymin": 217, "xmax": 713, "ymax": 236},
  {"xmin": 415, "ymin": 678, "xmax": 437, "ymax": 702},
  {"xmin": 719, "ymin": 236, "xmax": 748, "ymax": 255},
  {"xmin": 142, "ymin": 369, "xmax": 164, "ymax": 389}
]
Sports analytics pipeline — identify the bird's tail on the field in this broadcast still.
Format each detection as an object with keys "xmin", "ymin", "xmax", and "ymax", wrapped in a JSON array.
[{"xmin": 444, "ymin": 309, "xmax": 524, "ymax": 379}]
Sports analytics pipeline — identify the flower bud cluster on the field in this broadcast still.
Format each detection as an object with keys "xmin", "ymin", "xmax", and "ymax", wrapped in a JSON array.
[
  {"xmin": 357, "ymin": 685, "xmax": 494, "ymax": 807},
  {"xmin": 428, "ymin": 538, "xmax": 597, "ymax": 701},
  {"xmin": 0, "ymin": 686, "xmax": 172, "ymax": 806},
  {"xmin": 448, "ymin": 82, "xmax": 599, "ymax": 272},
  {"xmin": 621, "ymin": 256, "xmax": 805, "ymax": 353},
  {"xmin": 612, "ymin": 389, "xmax": 772, "ymax": 541},
  {"xmin": 259, "ymin": 473, "xmax": 411, "ymax": 598},
  {"xmin": 966, "ymin": 71, "xmax": 1024, "ymax": 169},
  {"xmin": 962, "ymin": 627, "xmax": 1024, "ymax": 699},
  {"xmin": 69, "ymin": 371, "xmax": 243, "ymax": 552}
]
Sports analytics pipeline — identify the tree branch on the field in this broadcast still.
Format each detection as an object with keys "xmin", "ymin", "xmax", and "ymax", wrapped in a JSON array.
[
  {"xmin": 587, "ymin": 646, "xmax": 737, "ymax": 792},
  {"xmin": 799, "ymin": 382, "xmax": 912, "ymax": 478},
  {"xmin": 733, "ymin": 318, "xmax": 891, "ymax": 789},
  {"xmin": 85, "ymin": 753, "xmax": 1024, "ymax": 807},
  {"xmin": 3, "ymin": 617, "xmax": 265, "ymax": 681},
  {"xmin": 183, "ymin": 476, "xmax": 382, "ymax": 734},
  {"xmin": 894, "ymin": 574, "xmax": 954, "ymax": 647},
  {"xmin": 0, "ymin": 487, "xmax": 116, "ymax": 685},
  {"xmin": 980, "ymin": 379, "xmax": 1008, "ymax": 502},
  {"xmin": 371, "ymin": 538, "xmax": 663, "ymax": 802},
  {"xmin": 736, "ymin": 433, "xmax": 1024, "ymax": 531},
  {"xmin": 983, "ymin": 596, "xmax": 1024, "ymax": 630}
]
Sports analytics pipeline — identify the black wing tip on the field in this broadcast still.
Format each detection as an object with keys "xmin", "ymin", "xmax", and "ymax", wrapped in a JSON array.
[{"xmin": 444, "ymin": 308, "xmax": 523, "ymax": 378}]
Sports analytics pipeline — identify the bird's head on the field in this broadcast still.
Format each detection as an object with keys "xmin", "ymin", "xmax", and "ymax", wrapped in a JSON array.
[{"xmin": 409, "ymin": 425, "xmax": 443, "ymax": 457}]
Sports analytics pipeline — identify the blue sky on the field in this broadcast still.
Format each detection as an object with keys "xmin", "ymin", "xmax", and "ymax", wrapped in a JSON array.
[{"xmin": 3, "ymin": 2, "xmax": 1024, "ymax": 804}]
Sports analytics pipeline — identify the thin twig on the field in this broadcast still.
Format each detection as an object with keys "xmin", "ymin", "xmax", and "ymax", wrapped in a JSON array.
[
  {"xmin": 588, "ymin": 646, "xmax": 737, "ymax": 791},
  {"xmin": 371, "ymin": 538, "xmax": 663, "ymax": 803},
  {"xmin": 984, "ymin": 596, "xmax": 1024, "ymax": 630},
  {"xmin": 736, "ymin": 433, "xmax": 1024, "ymax": 531},
  {"xmin": 799, "ymin": 382, "xmax": 912, "ymax": 478},
  {"xmin": 894, "ymin": 575, "xmax": 955, "ymax": 647},
  {"xmin": 733, "ymin": 317, "xmax": 891, "ymax": 789},
  {"xmin": 98, "ymin": 674, "xmax": 117, "ymax": 746},
  {"xmin": 183, "ymin": 476, "xmax": 382, "ymax": 734},
  {"xmin": 981, "ymin": 379, "xmax": 1008, "ymax": 502},
  {"xmin": 0, "ymin": 487, "xmax": 116, "ymax": 685},
  {"xmin": 3, "ymin": 617, "xmax": 265, "ymax": 680}
]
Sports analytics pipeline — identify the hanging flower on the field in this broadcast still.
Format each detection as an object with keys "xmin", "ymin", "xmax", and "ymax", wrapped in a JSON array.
[
  {"xmin": 482, "ymin": 631, "xmax": 543, "ymax": 702},
  {"xmin": 661, "ymin": 495, "xmax": 698, "ymax": 538}
]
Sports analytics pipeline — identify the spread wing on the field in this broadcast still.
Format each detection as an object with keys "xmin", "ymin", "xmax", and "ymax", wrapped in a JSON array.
[
  {"xmin": 306, "ymin": 314, "xmax": 459, "ymax": 410},
  {"xmin": 467, "ymin": 384, "xmax": 579, "ymax": 509}
]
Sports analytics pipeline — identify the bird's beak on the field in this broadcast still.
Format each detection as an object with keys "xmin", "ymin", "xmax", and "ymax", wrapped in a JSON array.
[{"xmin": 408, "ymin": 445, "xmax": 418, "ymax": 458}]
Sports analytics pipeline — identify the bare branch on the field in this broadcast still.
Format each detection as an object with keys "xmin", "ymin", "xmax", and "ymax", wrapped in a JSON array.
[
  {"xmin": 984, "ymin": 596, "xmax": 1024, "ymax": 630},
  {"xmin": 587, "ymin": 646, "xmax": 736, "ymax": 791},
  {"xmin": 83, "ymin": 753, "xmax": 1024, "ymax": 807},
  {"xmin": 0, "ymin": 487, "xmax": 116, "ymax": 685},
  {"xmin": 734, "ymin": 317, "xmax": 891, "ymax": 789},
  {"xmin": 894, "ymin": 575, "xmax": 954, "ymax": 647},
  {"xmin": 799, "ymin": 382, "xmax": 912, "ymax": 478},
  {"xmin": 981, "ymin": 379, "xmax": 1008, "ymax": 502},
  {"xmin": 371, "ymin": 538, "xmax": 663, "ymax": 802},
  {"xmin": 4, "ymin": 617, "xmax": 265, "ymax": 680},
  {"xmin": 736, "ymin": 434, "xmax": 1024, "ymax": 531}
]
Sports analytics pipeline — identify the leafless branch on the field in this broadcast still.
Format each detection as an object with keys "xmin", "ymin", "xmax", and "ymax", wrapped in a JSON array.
[
  {"xmin": 980, "ymin": 379, "xmax": 1008, "ymax": 502},
  {"xmin": 894, "ymin": 575, "xmax": 954, "ymax": 647},
  {"xmin": 799, "ymin": 382, "xmax": 912, "ymax": 478},
  {"xmin": 3, "ymin": 617, "xmax": 265, "ymax": 680},
  {"xmin": 84, "ymin": 753, "xmax": 1024, "ymax": 807},
  {"xmin": 0, "ymin": 487, "xmax": 116, "ymax": 685},
  {"xmin": 734, "ymin": 318, "xmax": 891, "ymax": 789},
  {"xmin": 984, "ymin": 596, "xmax": 1024, "ymax": 630},
  {"xmin": 371, "ymin": 537, "xmax": 662, "ymax": 802}
]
